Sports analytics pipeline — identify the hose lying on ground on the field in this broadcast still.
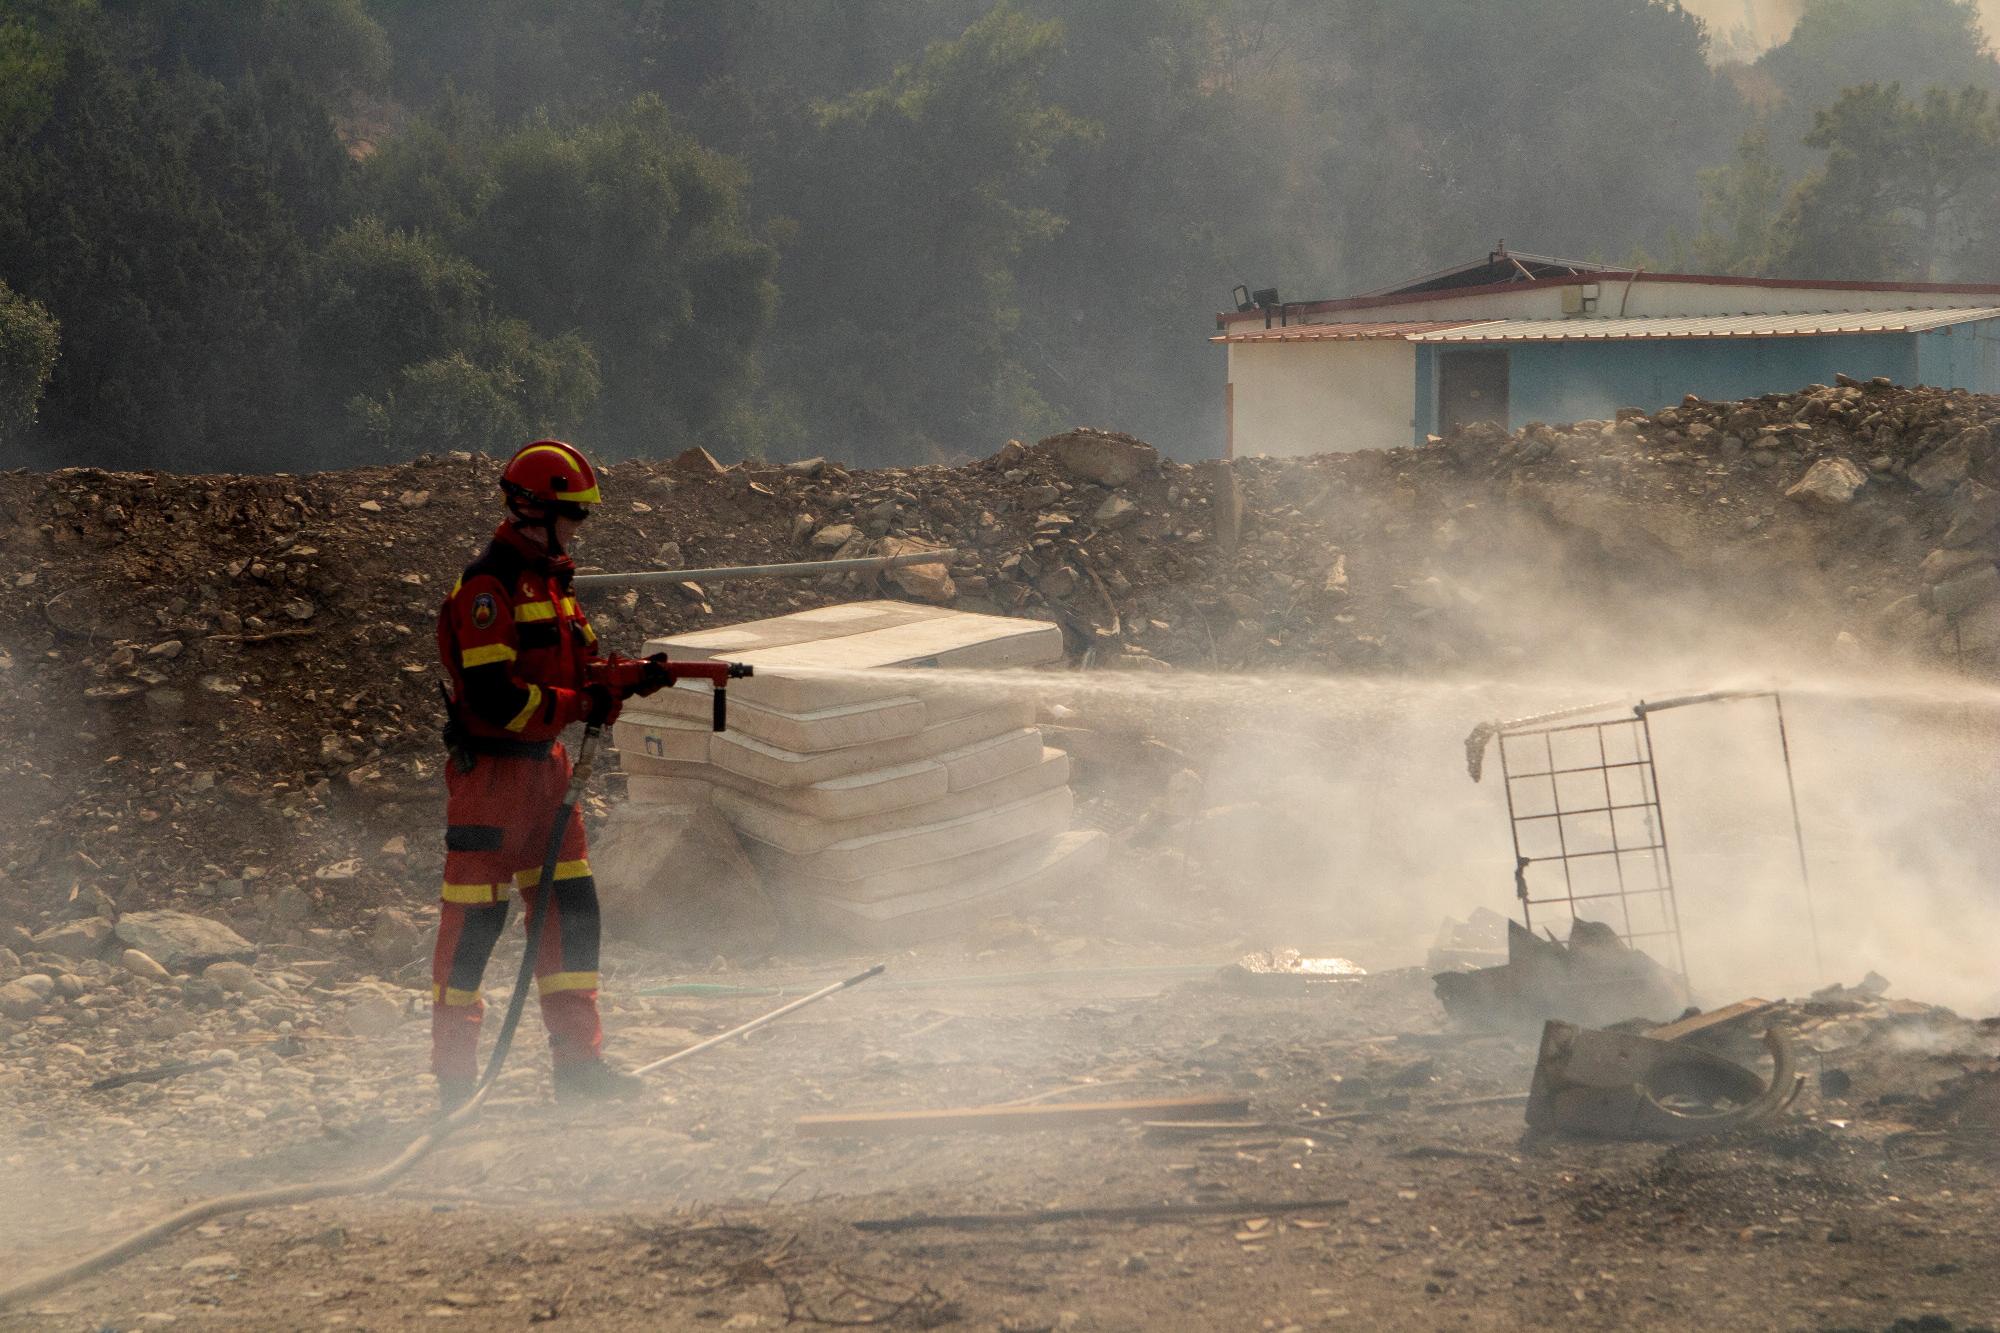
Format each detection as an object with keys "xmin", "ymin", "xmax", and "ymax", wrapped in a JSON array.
[{"xmin": 0, "ymin": 723, "xmax": 885, "ymax": 1311}]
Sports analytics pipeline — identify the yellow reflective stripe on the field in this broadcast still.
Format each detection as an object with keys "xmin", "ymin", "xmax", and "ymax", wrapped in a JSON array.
[
  {"xmin": 450, "ymin": 576, "xmax": 463, "ymax": 596},
  {"xmin": 513, "ymin": 601, "xmax": 557, "ymax": 622},
  {"xmin": 515, "ymin": 859, "xmax": 591, "ymax": 888},
  {"xmin": 432, "ymin": 984, "xmax": 483, "ymax": 1006},
  {"xmin": 578, "ymin": 622, "xmax": 598, "ymax": 644},
  {"xmin": 461, "ymin": 642, "xmax": 517, "ymax": 668},
  {"xmin": 442, "ymin": 881, "xmax": 508, "ymax": 904},
  {"xmin": 513, "ymin": 444, "xmax": 602, "ymax": 504},
  {"xmin": 559, "ymin": 597, "xmax": 580, "ymax": 615},
  {"xmin": 505, "ymin": 684, "xmax": 543, "ymax": 732},
  {"xmin": 537, "ymin": 971, "xmax": 599, "ymax": 995}
]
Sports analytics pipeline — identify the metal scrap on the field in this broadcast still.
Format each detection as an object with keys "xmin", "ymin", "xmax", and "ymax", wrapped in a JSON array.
[
  {"xmin": 1525, "ymin": 1019, "xmax": 1802, "ymax": 1140},
  {"xmin": 1219, "ymin": 950, "xmax": 1366, "ymax": 993},
  {"xmin": 1432, "ymin": 916, "xmax": 1686, "ymax": 1030}
]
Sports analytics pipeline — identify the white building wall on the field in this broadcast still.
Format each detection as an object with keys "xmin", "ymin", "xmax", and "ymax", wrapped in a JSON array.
[{"xmin": 1227, "ymin": 339, "xmax": 1415, "ymax": 457}]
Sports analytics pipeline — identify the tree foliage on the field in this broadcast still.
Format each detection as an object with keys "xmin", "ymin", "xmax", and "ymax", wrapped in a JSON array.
[
  {"xmin": 0, "ymin": 278, "xmax": 59, "ymax": 455},
  {"xmin": 1774, "ymin": 83, "xmax": 2000, "ymax": 280},
  {"xmin": 364, "ymin": 95, "xmax": 777, "ymax": 456},
  {"xmin": 769, "ymin": 4, "xmax": 1086, "ymax": 462},
  {"xmin": 11, "ymin": 0, "xmax": 2000, "ymax": 470},
  {"xmin": 1695, "ymin": 127, "xmax": 1788, "ymax": 275}
]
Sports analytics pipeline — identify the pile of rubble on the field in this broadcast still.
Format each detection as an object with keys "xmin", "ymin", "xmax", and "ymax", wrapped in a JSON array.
[
  {"xmin": 1438, "ymin": 375, "xmax": 2000, "ymax": 662},
  {"xmin": 0, "ymin": 384, "xmax": 1995, "ymax": 946}
]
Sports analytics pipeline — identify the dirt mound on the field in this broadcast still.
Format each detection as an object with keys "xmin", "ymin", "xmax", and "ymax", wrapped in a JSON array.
[{"xmin": 0, "ymin": 385, "xmax": 1991, "ymax": 943}]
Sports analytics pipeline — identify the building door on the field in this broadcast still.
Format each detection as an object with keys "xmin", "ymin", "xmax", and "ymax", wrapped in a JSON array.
[{"xmin": 1438, "ymin": 350, "xmax": 1510, "ymax": 434}]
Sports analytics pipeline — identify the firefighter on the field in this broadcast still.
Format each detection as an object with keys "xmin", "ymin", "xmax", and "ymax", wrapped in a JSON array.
[{"xmin": 430, "ymin": 439, "xmax": 671, "ymax": 1110}]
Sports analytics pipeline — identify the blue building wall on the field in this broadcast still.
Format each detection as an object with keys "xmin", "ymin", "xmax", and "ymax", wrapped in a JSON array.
[
  {"xmin": 1916, "ymin": 318, "xmax": 2000, "ymax": 392},
  {"xmin": 1407, "ymin": 328, "xmax": 2000, "ymax": 442}
]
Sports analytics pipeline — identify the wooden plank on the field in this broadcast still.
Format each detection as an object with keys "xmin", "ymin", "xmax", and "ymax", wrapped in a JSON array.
[
  {"xmin": 796, "ymin": 1093, "xmax": 1248, "ymax": 1138},
  {"xmin": 853, "ymin": 1196, "xmax": 1348, "ymax": 1232},
  {"xmin": 1646, "ymin": 998, "xmax": 1775, "ymax": 1044}
]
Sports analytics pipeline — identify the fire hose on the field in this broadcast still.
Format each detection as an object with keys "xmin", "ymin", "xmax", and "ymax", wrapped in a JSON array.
[{"xmin": 0, "ymin": 660, "xmax": 885, "ymax": 1312}]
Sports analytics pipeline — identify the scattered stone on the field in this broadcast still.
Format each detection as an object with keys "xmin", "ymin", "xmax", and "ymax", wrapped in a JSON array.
[
  {"xmin": 1040, "ymin": 428, "xmax": 1158, "ymax": 487},
  {"xmin": 1929, "ymin": 564, "xmax": 2000, "ymax": 616},
  {"xmin": 811, "ymin": 523, "xmax": 860, "ymax": 551},
  {"xmin": 1942, "ymin": 479, "xmax": 2000, "ymax": 547},
  {"xmin": 366, "ymin": 908, "xmax": 424, "ymax": 967},
  {"xmin": 671, "ymin": 446, "xmax": 727, "ymax": 475},
  {"xmin": 1784, "ymin": 457, "xmax": 1867, "ymax": 508},
  {"xmin": 1909, "ymin": 445, "xmax": 1972, "ymax": 494},
  {"xmin": 31, "ymin": 916, "xmax": 113, "ymax": 961},
  {"xmin": 879, "ymin": 537, "xmax": 956, "ymax": 604},
  {"xmin": 340, "ymin": 992, "xmax": 404, "ymax": 1037},
  {"xmin": 1920, "ymin": 548, "xmax": 1988, "ymax": 585},
  {"xmin": 1092, "ymin": 495, "xmax": 1139, "ymax": 529},
  {"xmin": 121, "ymin": 948, "xmax": 171, "ymax": 981},
  {"xmin": 113, "ymin": 910, "xmax": 256, "ymax": 973},
  {"xmin": 203, "ymin": 960, "xmax": 256, "ymax": 993},
  {"xmin": 268, "ymin": 885, "xmax": 313, "ymax": 924},
  {"xmin": 0, "ymin": 973, "xmax": 55, "ymax": 1018}
]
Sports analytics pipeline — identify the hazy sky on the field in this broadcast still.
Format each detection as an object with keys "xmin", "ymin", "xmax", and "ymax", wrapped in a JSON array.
[{"xmin": 1682, "ymin": 0, "xmax": 2000, "ymax": 58}]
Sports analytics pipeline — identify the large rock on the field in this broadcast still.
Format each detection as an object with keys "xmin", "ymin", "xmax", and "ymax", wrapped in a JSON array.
[
  {"xmin": 1910, "ymin": 444, "xmax": 1973, "ymax": 494},
  {"xmin": 340, "ymin": 992, "xmax": 403, "ymax": 1038},
  {"xmin": 671, "ymin": 446, "xmax": 727, "ymax": 475},
  {"xmin": 113, "ymin": 910, "xmax": 255, "ymax": 973},
  {"xmin": 367, "ymin": 907, "xmax": 425, "ymax": 968},
  {"xmin": 30, "ymin": 916, "xmax": 113, "ymax": 961},
  {"xmin": 1092, "ymin": 495, "xmax": 1139, "ymax": 529},
  {"xmin": 1039, "ymin": 429, "xmax": 1158, "ymax": 488},
  {"xmin": 1929, "ymin": 563, "xmax": 2000, "ymax": 616},
  {"xmin": 591, "ymin": 804, "xmax": 777, "ymax": 957},
  {"xmin": 1784, "ymin": 457, "xmax": 1866, "ymax": 508},
  {"xmin": 1921, "ymin": 547, "xmax": 1989, "ymax": 585},
  {"xmin": 811, "ymin": 523, "xmax": 860, "ymax": 551},
  {"xmin": 1943, "ymin": 479, "xmax": 2000, "ymax": 548},
  {"xmin": 878, "ymin": 537, "xmax": 956, "ymax": 605}
]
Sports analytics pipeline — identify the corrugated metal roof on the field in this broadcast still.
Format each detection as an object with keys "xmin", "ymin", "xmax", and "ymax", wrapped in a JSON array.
[
  {"xmin": 1408, "ymin": 308, "xmax": 2000, "ymax": 342},
  {"xmin": 1212, "ymin": 320, "xmax": 1474, "ymax": 344}
]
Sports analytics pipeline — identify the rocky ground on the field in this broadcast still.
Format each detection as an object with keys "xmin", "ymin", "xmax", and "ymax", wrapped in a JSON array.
[
  {"xmin": 4, "ymin": 380, "xmax": 2000, "ymax": 942},
  {"xmin": 5, "ymin": 381, "xmax": 2000, "ymax": 1327},
  {"xmin": 1, "ymin": 946, "xmax": 1995, "ymax": 1331}
]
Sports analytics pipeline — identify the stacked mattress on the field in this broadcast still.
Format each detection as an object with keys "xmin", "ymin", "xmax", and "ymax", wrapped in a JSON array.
[{"xmin": 612, "ymin": 602, "xmax": 1107, "ymax": 944}]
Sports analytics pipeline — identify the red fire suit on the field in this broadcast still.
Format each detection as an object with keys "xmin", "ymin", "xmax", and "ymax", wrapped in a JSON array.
[{"xmin": 431, "ymin": 521, "xmax": 609, "ymax": 1081}]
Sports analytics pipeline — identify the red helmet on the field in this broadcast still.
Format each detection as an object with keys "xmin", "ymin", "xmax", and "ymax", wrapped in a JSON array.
[{"xmin": 500, "ymin": 440, "xmax": 601, "ymax": 511}]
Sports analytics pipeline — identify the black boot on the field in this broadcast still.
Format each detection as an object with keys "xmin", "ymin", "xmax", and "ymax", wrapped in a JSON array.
[{"xmin": 552, "ymin": 1060, "xmax": 645, "ymax": 1103}]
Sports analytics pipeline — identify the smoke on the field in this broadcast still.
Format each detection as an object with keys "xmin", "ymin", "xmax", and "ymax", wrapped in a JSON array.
[{"xmin": 833, "ymin": 634, "xmax": 2000, "ymax": 1018}]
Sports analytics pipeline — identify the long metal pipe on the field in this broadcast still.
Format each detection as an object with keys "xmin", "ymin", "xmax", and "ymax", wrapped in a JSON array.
[
  {"xmin": 574, "ymin": 550, "xmax": 958, "ymax": 590},
  {"xmin": 631, "ymin": 963, "xmax": 886, "ymax": 1076}
]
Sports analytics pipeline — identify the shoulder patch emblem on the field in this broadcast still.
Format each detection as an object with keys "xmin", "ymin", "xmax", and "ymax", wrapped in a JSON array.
[{"xmin": 471, "ymin": 592, "xmax": 497, "ymax": 629}]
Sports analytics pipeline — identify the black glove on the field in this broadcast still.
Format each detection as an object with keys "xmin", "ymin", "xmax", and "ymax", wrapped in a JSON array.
[
  {"xmin": 634, "ymin": 653, "xmax": 676, "ymax": 698},
  {"xmin": 583, "ymin": 683, "xmax": 621, "ymax": 727}
]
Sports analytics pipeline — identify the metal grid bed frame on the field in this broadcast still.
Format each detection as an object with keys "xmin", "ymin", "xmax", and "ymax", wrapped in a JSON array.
[{"xmin": 1468, "ymin": 689, "xmax": 1822, "ymax": 992}]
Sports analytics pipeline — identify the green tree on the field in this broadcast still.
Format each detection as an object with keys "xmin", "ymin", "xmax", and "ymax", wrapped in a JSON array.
[
  {"xmin": 1773, "ymin": 83, "xmax": 2000, "ymax": 279},
  {"xmin": 364, "ymin": 94, "xmax": 776, "ymax": 457},
  {"xmin": 307, "ymin": 219, "xmax": 601, "ymax": 460},
  {"xmin": 0, "ymin": 21, "xmax": 331, "ymax": 468},
  {"xmin": 0, "ymin": 278, "xmax": 59, "ymax": 455},
  {"xmin": 1756, "ymin": 0, "xmax": 2000, "ymax": 171},
  {"xmin": 771, "ymin": 4, "xmax": 1086, "ymax": 462},
  {"xmin": 1695, "ymin": 125, "xmax": 1788, "ymax": 274},
  {"xmin": 103, "ymin": 0, "xmax": 390, "ymax": 97},
  {"xmin": 306, "ymin": 217, "xmax": 488, "ymax": 407}
]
